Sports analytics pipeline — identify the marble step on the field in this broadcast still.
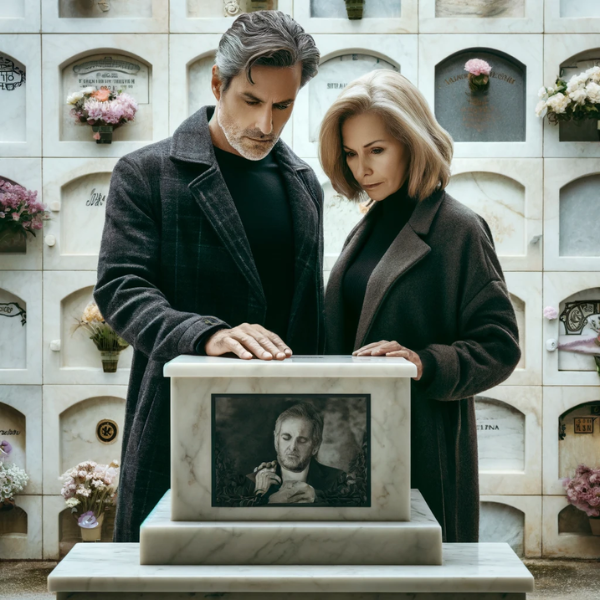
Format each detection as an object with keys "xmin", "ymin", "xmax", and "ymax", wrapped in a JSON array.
[
  {"xmin": 48, "ymin": 542, "xmax": 534, "ymax": 600},
  {"xmin": 139, "ymin": 489, "xmax": 442, "ymax": 565}
]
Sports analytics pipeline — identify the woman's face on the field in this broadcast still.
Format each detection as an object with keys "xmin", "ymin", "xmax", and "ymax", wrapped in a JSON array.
[{"xmin": 341, "ymin": 112, "xmax": 409, "ymax": 202}]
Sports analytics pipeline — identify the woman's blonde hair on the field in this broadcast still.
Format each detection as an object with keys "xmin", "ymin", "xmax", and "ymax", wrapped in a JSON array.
[{"xmin": 319, "ymin": 69, "xmax": 453, "ymax": 202}]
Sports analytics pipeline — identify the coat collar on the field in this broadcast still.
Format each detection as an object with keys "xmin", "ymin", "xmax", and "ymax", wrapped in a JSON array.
[
  {"xmin": 171, "ymin": 106, "xmax": 319, "ymax": 335},
  {"xmin": 326, "ymin": 188, "xmax": 446, "ymax": 352}
]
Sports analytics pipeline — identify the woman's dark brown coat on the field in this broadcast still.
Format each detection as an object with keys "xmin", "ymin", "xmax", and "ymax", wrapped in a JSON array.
[{"xmin": 325, "ymin": 188, "xmax": 521, "ymax": 543}]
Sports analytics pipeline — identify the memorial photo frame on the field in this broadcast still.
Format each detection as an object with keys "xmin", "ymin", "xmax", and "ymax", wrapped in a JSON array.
[
  {"xmin": 419, "ymin": 34, "xmax": 542, "ymax": 157},
  {"xmin": 211, "ymin": 393, "xmax": 370, "ymax": 508}
]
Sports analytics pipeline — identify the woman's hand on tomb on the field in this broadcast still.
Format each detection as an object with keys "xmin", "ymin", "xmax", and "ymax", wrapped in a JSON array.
[
  {"xmin": 205, "ymin": 323, "xmax": 292, "ymax": 361},
  {"xmin": 254, "ymin": 461, "xmax": 281, "ymax": 496},
  {"xmin": 353, "ymin": 340, "xmax": 423, "ymax": 381}
]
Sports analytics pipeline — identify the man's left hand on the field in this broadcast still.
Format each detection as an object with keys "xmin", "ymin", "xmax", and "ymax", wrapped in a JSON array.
[
  {"xmin": 267, "ymin": 481, "xmax": 316, "ymax": 504},
  {"xmin": 353, "ymin": 340, "xmax": 423, "ymax": 381}
]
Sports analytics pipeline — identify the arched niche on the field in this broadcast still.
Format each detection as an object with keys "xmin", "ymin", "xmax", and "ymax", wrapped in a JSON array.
[
  {"xmin": 479, "ymin": 501, "xmax": 524, "ymax": 556},
  {"xmin": 187, "ymin": 0, "xmax": 279, "ymax": 18},
  {"xmin": 309, "ymin": 52, "xmax": 399, "ymax": 143},
  {"xmin": 560, "ymin": 1, "xmax": 600, "ymax": 19},
  {"xmin": 446, "ymin": 172, "xmax": 525, "ymax": 257},
  {"xmin": 0, "ymin": 506, "xmax": 27, "ymax": 537},
  {"xmin": 310, "ymin": 0, "xmax": 401, "ymax": 18},
  {"xmin": 559, "ymin": 174, "xmax": 600, "ymax": 257},
  {"xmin": 323, "ymin": 180, "xmax": 363, "ymax": 256},
  {"xmin": 60, "ymin": 51, "xmax": 152, "ymax": 143},
  {"xmin": 59, "ymin": 503, "xmax": 116, "ymax": 557},
  {"xmin": 0, "ymin": 175, "xmax": 26, "ymax": 254},
  {"xmin": 558, "ymin": 503, "xmax": 594, "ymax": 535},
  {"xmin": 435, "ymin": 0, "xmax": 524, "ymax": 18},
  {"xmin": 558, "ymin": 287, "xmax": 600, "ymax": 372},
  {"xmin": 558, "ymin": 400, "xmax": 600, "ymax": 480},
  {"xmin": 0, "ymin": 402, "xmax": 26, "ymax": 469},
  {"xmin": 509, "ymin": 292, "xmax": 526, "ymax": 370},
  {"xmin": 0, "ymin": 288, "xmax": 27, "ymax": 369},
  {"xmin": 59, "ymin": 0, "xmax": 153, "ymax": 18},
  {"xmin": 59, "ymin": 395, "xmax": 125, "ymax": 474},
  {"xmin": 475, "ymin": 396, "xmax": 525, "ymax": 472},
  {"xmin": 60, "ymin": 172, "xmax": 111, "ymax": 257},
  {"xmin": 0, "ymin": 52, "xmax": 26, "ymax": 143},
  {"xmin": 435, "ymin": 48, "xmax": 526, "ymax": 142},
  {"xmin": 60, "ymin": 285, "xmax": 133, "ymax": 371},
  {"xmin": 558, "ymin": 49, "xmax": 600, "ymax": 142},
  {"xmin": 188, "ymin": 52, "xmax": 217, "ymax": 117}
]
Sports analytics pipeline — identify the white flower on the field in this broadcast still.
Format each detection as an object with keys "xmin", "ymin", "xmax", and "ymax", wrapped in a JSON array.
[
  {"xmin": 535, "ymin": 100, "xmax": 548, "ymax": 118},
  {"xmin": 569, "ymin": 88, "xmax": 587, "ymax": 105},
  {"xmin": 538, "ymin": 86, "xmax": 548, "ymax": 99},
  {"xmin": 81, "ymin": 86, "xmax": 96, "ymax": 95},
  {"xmin": 66, "ymin": 91, "xmax": 84, "ymax": 105},
  {"xmin": 65, "ymin": 497, "xmax": 80, "ymax": 508},
  {"xmin": 546, "ymin": 92, "xmax": 570, "ymax": 114},
  {"xmin": 588, "ymin": 66, "xmax": 600, "ymax": 83},
  {"xmin": 586, "ymin": 81, "xmax": 600, "ymax": 103}
]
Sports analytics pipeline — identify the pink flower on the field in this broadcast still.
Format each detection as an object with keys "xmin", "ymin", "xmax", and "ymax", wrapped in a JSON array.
[
  {"xmin": 93, "ymin": 132, "xmax": 101, "ymax": 141},
  {"xmin": 543, "ymin": 306, "xmax": 558, "ymax": 320},
  {"xmin": 0, "ymin": 440, "xmax": 12, "ymax": 458},
  {"xmin": 464, "ymin": 59, "xmax": 492, "ymax": 76},
  {"xmin": 563, "ymin": 464, "xmax": 600, "ymax": 517}
]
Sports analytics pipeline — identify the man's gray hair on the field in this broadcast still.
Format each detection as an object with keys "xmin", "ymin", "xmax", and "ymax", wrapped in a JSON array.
[
  {"xmin": 216, "ymin": 10, "xmax": 320, "ymax": 93},
  {"xmin": 274, "ymin": 403, "xmax": 324, "ymax": 448}
]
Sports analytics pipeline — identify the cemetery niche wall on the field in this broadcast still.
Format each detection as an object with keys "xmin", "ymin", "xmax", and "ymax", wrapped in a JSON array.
[
  {"xmin": 0, "ymin": 53, "xmax": 26, "ymax": 143},
  {"xmin": 435, "ymin": 0, "xmax": 525, "ymax": 19},
  {"xmin": 479, "ymin": 500, "xmax": 525, "ymax": 556},
  {"xmin": 435, "ymin": 48, "xmax": 526, "ymax": 143}
]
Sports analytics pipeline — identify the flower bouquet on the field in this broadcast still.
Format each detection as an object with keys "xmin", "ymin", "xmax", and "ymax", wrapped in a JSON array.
[
  {"xmin": 464, "ymin": 59, "xmax": 492, "ymax": 93},
  {"xmin": 563, "ymin": 464, "xmax": 600, "ymax": 535},
  {"xmin": 74, "ymin": 301, "xmax": 129, "ymax": 372},
  {"xmin": 345, "ymin": 0, "xmax": 365, "ymax": 20},
  {"xmin": 67, "ymin": 86, "xmax": 138, "ymax": 144},
  {"xmin": 60, "ymin": 460, "xmax": 119, "ymax": 542},
  {"xmin": 0, "ymin": 442, "xmax": 29, "ymax": 511},
  {"xmin": 0, "ymin": 178, "xmax": 49, "ymax": 253},
  {"xmin": 536, "ymin": 66, "xmax": 600, "ymax": 134}
]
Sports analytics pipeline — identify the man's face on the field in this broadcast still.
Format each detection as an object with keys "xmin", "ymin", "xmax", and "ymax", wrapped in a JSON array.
[
  {"xmin": 213, "ymin": 62, "xmax": 302, "ymax": 160},
  {"xmin": 274, "ymin": 416, "xmax": 319, "ymax": 472}
]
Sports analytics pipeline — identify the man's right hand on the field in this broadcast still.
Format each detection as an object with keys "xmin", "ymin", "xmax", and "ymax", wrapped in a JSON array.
[
  {"xmin": 253, "ymin": 460, "xmax": 281, "ymax": 496},
  {"xmin": 205, "ymin": 323, "xmax": 292, "ymax": 360}
]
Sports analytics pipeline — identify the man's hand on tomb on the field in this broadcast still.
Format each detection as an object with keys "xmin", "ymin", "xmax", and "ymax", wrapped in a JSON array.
[
  {"xmin": 267, "ymin": 481, "xmax": 316, "ymax": 504},
  {"xmin": 254, "ymin": 461, "xmax": 281, "ymax": 495},
  {"xmin": 353, "ymin": 340, "xmax": 423, "ymax": 381},
  {"xmin": 205, "ymin": 323, "xmax": 292, "ymax": 361}
]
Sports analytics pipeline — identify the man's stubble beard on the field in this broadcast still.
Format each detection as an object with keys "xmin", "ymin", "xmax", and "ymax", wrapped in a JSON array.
[{"xmin": 217, "ymin": 102, "xmax": 279, "ymax": 161}]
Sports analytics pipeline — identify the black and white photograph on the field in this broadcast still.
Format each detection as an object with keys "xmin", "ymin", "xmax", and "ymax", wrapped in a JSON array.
[{"xmin": 212, "ymin": 394, "xmax": 370, "ymax": 507}]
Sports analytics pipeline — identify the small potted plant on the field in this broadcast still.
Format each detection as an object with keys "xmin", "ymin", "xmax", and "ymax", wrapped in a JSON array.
[
  {"xmin": 345, "ymin": 0, "xmax": 365, "ymax": 20},
  {"xmin": 0, "ymin": 441, "xmax": 29, "ymax": 511},
  {"xmin": 464, "ymin": 59, "xmax": 492, "ymax": 93},
  {"xmin": 563, "ymin": 464, "xmax": 600, "ymax": 535},
  {"xmin": 74, "ymin": 301, "xmax": 129, "ymax": 372},
  {"xmin": 536, "ymin": 66, "xmax": 600, "ymax": 139},
  {"xmin": 60, "ymin": 460, "xmax": 119, "ymax": 542},
  {"xmin": 0, "ymin": 178, "xmax": 49, "ymax": 253},
  {"xmin": 67, "ymin": 86, "xmax": 138, "ymax": 144}
]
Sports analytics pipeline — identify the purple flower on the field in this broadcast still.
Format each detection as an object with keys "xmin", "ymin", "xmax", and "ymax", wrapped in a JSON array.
[
  {"xmin": 77, "ymin": 511, "xmax": 99, "ymax": 529},
  {"xmin": 0, "ymin": 440, "xmax": 12, "ymax": 458}
]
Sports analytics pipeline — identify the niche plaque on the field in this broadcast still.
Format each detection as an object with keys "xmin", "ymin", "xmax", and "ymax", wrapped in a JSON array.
[
  {"xmin": 0, "ymin": 55, "xmax": 26, "ymax": 143},
  {"xmin": 310, "ymin": 0, "xmax": 401, "ymax": 18},
  {"xmin": 435, "ymin": 0, "xmax": 524, "ymax": 18},
  {"xmin": 435, "ymin": 49, "xmax": 526, "ymax": 143},
  {"xmin": 309, "ymin": 53, "xmax": 398, "ymax": 143},
  {"xmin": 58, "ymin": 0, "xmax": 153, "ymax": 18}
]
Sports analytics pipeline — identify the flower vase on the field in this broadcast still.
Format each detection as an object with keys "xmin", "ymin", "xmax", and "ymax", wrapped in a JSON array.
[
  {"xmin": 0, "ymin": 498, "xmax": 15, "ymax": 511},
  {"xmin": 92, "ymin": 125, "xmax": 114, "ymax": 144},
  {"xmin": 468, "ymin": 73, "xmax": 490, "ymax": 93},
  {"xmin": 100, "ymin": 350, "xmax": 121, "ymax": 373},
  {"xmin": 590, "ymin": 517, "xmax": 600, "ymax": 536},
  {"xmin": 345, "ymin": 0, "xmax": 365, "ymax": 20},
  {"xmin": 0, "ymin": 223, "xmax": 27, "ymax": 254},
  {"xmin": 79, "ymin": 513, "xmax": 104, "ymax": 542}
]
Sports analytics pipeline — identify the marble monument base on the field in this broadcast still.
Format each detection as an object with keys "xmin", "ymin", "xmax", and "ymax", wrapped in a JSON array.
[
  {"xmin": 140, "ymin": 489, "xmax": 442, "ymax": 566},
  {"xmin": 48, "ymin": 542, "xmax": 534, "ymax": 599}
]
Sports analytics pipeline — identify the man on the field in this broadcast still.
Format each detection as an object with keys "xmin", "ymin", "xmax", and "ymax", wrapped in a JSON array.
[
  {"xmin": 94, "ymin": 11, "xmax": 324, "ymax": 542},
  {"xmin": 245, "ymin": 403, "xmax": 347, "ymax": 504}
]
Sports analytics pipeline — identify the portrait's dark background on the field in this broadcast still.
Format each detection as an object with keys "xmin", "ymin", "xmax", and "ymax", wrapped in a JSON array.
[{"xmin": 213, "ymin": 394, "xmax": 369, "ymax": 477}]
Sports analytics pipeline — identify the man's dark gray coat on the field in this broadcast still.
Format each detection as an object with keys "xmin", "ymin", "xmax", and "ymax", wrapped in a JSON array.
[
  {"xmin": 325, "ymin": 188, "xmax": 521, "ymax": 543},
  {"xmin": 94, "ymin": 106, "xmax": 325, "ymax": 542}
]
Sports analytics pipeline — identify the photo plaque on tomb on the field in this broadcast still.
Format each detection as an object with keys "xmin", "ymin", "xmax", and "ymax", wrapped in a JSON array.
[
  {"xmin": 435, "ymin": 49, "xmax": 526, "ymax": 143},
  {"xmin": 0, "ymin": 55, "xmax": 26, "ymax": 143}
]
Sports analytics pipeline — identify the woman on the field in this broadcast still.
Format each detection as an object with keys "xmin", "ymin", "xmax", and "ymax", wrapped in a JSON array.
[{"xmin": 319, "ymin": 70, "xmax": 521, "ymax": 543}]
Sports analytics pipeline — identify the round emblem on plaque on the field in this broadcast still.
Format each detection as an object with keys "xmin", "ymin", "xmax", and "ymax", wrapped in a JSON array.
[{"xmin": 96, "ymin": 419, "xmax": 118, "ymax": 444}]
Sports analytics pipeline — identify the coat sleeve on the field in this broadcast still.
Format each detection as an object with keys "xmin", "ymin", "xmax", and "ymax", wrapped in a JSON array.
[
  {"xmin": 93, "ymin": 156, "xmax": 229, "ymax": 363},
  {"xmin": 414, "ymin": 216, "xmax": 521, "ymax": 401}
]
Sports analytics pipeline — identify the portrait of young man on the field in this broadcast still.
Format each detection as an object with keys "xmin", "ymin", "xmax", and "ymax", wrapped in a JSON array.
[{"xmin": 93, "ymin": 11, "xmax": 324, "ymax": 542}]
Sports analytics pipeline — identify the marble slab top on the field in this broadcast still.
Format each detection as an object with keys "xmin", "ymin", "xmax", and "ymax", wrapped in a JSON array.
[
  {"xmin": 48, "ymin": 543, "xmax": 534, "ymax": 594},
  {"xmin": 163, "ymin": 355, "xmax": 417, "ymax": 378}
]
